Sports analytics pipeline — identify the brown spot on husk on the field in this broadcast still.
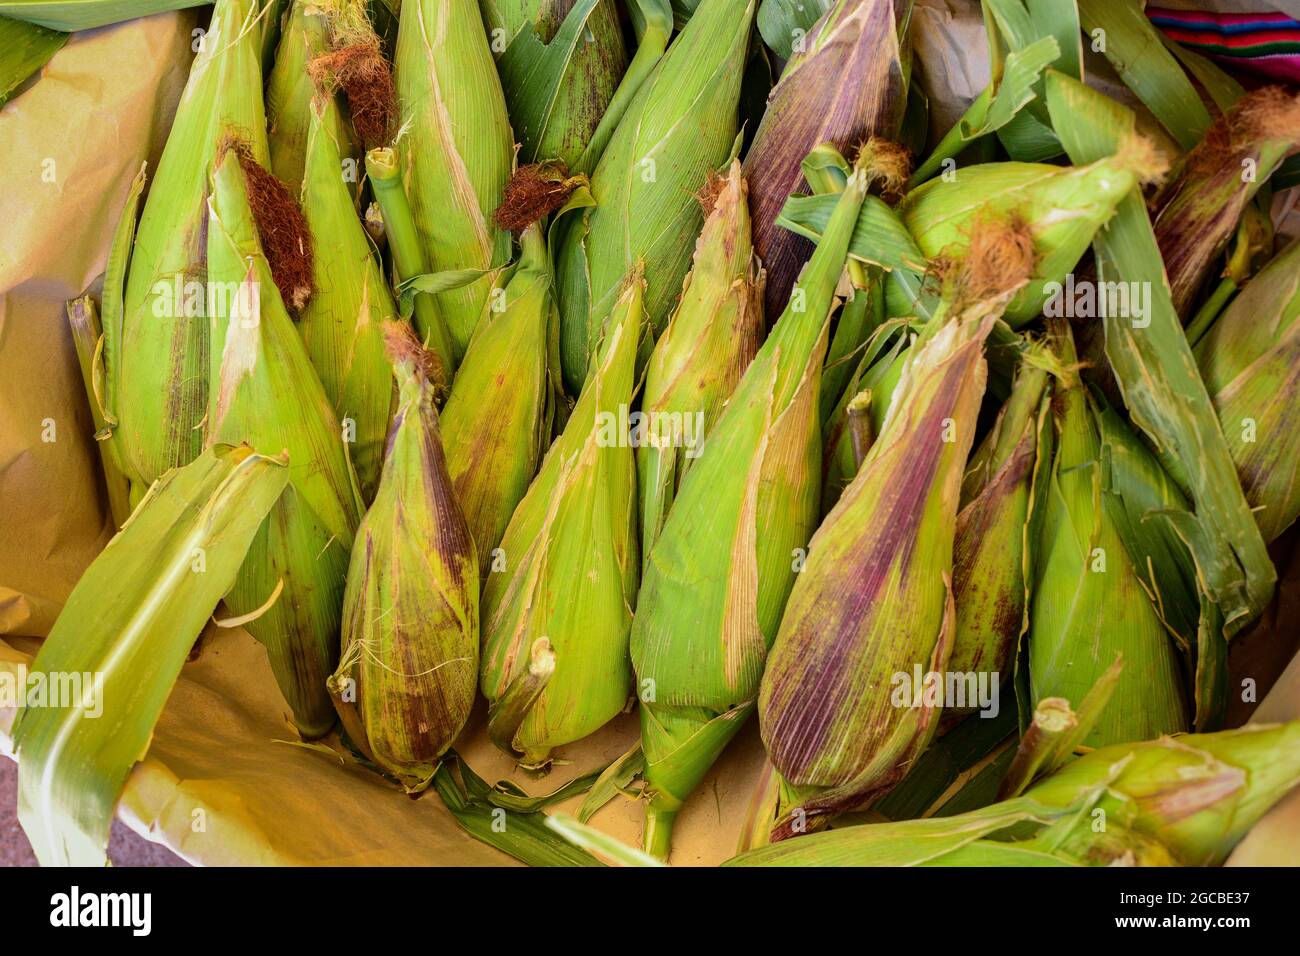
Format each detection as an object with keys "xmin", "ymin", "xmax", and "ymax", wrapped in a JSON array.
[
  {"xmin": 310, "ymin": 42, "xmax": 396, "ymax": 150},
  {"xmin": 219, "ymin": 135, "xmax": 315, "ymax": 312},
  {"xmin": 494, "ymin": 162, "xmax": 587, "ymax": 232}
]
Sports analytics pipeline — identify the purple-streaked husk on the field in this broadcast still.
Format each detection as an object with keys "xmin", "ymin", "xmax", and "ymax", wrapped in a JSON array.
[
  {"xmin": 757, "ymin": 303, "xmax": 998, "ymax": 839},
  {"xmin": 744, "ymin": 0, "xmax": 908, "ymax": 320}
]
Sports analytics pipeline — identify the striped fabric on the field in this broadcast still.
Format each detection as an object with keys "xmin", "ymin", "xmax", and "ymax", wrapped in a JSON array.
[{"xmin": 1148, "ymin": 6, "xmax": 1300, "ymax": 82}]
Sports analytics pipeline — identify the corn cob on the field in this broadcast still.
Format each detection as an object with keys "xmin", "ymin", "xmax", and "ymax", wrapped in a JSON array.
[
  {"xmin": 328, "ymin": 324, "xmax": 478, "ymax": 791},
  {"xmin": 112, "ymin": 0, "xmax": 269, "ymax": 500},
  {"xmin": 294, "ymin": 94, "xmax": 398, "ymax": 504},
  {"xmin": 744, "ymin": 0, "xmax": 909, "ymax": 319},
  {"xmin": 757, "ymin": 278, "xmax": 1006, "ymax": 841},
  {"xmin": 638, "ymin": 160, "xmax": 764, "ymax": 558},
  {"xmin": 630, "ymin": 165, "xmax": 869, "ymax": 859},
  {"xmin": 725, "ymin": 722, "xmax": 1300, "ymax": 866},
  {"xmin": 481, "ymin": 0, "xmax": 627, "ymax": 169},
  {"xmin": 1194, "ymin": 237, "xmax": 1300, "ymax": 545},
  {"xmin": 441, "ymin": 217, "xmax": 558, "ymax": 573},
  {"xmin": 1151, "ymin": 87, "xmax": 1300, "ymax": 318},
  {"xmin": 893, "ymin": 138, "xmax": 1165, "ymax": 327},
  {"xmin": 1027, "ymin": 318, "xmax": 1188, "ymax": 748},
  {"xmin": 395, "ymin": 0, "xmax": 514, "ymax": 362},
  {"xmin": 480, "ymin": 274, "xmax": 643, "ymax": 768},
  {"xmin": 553, "ymin": 0, "xmax": 755, "ymax": 395},
  {"xmin": 205, "ymin": 143, "xmax": 362, "ymax": 737},
  {"xmin": 946, "ymin": 352, "xmax": 1050, "ymax": 702}
]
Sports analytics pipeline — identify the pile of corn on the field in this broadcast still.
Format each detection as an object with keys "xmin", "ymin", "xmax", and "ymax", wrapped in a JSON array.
[{"xmin": 10, "ymin": 0, "xmax": 1300, "ymax": 867}]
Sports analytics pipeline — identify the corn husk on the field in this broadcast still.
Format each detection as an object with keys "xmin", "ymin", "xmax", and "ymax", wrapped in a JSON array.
[
  {"xmin": 630, "ymin": 169, "xmax": 868, "ymax": 859},
  {"xmin": 744, "ymin": 0, "xmax": 908, "ymax": 319},
  {"xmin": 295, "ymin": 94, "xmax": 398, "ymax": 504},
  {"xmin": 1045, "ymin": 70, "xmax": 1275, "ymax": 639},
  {"xmin": 725, "ymin": 722, "xmax": 1300, "ymax": 866},
  {"xmin": 111, "ymin": 0, "xmax": 270, "ymax": 498},
  {"xmin": 553, "ymin": 0, "xmax": 755, "ymax": 395},
  {"xmin": 637, "ymin": 160, "xmax": 764, "ymax": 558},
  {"xmin": 266, "ymin": 0, "xmax": 351, "ymax": 193},
  {"xmin": 483, "ymin": 0, "xmax": 626, "ymax": 170},
  {"xmin": 12, "ymin": 445, "xmax": 288, "ymax": 866},
  {"xmin": 757, "ymin": 297, "xmax": 999, "ymax": 840},
  {"xmin": 479, "ymin": 275, "xmax": 643, "ymax": 767},
  {"xmin": 1194, "ymin": 238, "xmax": 1300, "ymax": 545},
  {"xmin": 205, "ymin": 146, "xmax": 362, "ymax": 737},
  {"xmin": 65, "ymin": 297, "xmax": 132, "ymax": 528},
  {"xmin": 946, "ymin": 354, "xmax": 1049, "ymax": 702},
  {"xmin": 893, "ymin": 141, "xmax": 1163, "ymax": 327},
  {"xmin": 328, "ymin": 325, "xmax": 478, "ymax": 792},
  {"xmin": 1026, "ymin": 319, "xmax": 1189, "ymax": 748},
  {"xmin": 394, "ymin": 0, "xmax": 514, "ymax": 362},
  {"xmin": 0, "ymin": 15, "xmax": 66, "ymax": 107},
  {"xmin": 0, "ymin": 0, "xmax": 205, "ymax": 29},
  {"xmin": 441, "ymin": 222, "xmax": 557, "ymax": 572},
  {"xmin": 1151, "ymin": 87, "xmax": 1300, "ymax": 319}
]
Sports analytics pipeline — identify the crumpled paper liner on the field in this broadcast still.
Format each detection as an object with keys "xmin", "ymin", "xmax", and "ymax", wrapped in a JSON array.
[{"xmin": 1, "ymin": 5, "xmax": 1297, "ymax": 868}]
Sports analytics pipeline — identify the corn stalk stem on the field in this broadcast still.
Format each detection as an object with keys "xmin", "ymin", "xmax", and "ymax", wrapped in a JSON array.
[{"xmin": 366, "ymin": 147, "xmax": 456, "ymax": 376}]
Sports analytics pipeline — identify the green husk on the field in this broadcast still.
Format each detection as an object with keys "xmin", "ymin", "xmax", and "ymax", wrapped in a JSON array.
[
  {"xmin": 947, "ymin": 353, "xmax": 1049, "ymax": 702},
  {"xmin": 638, "ymin": 160, "xmax": 764, "ymax": 559},
  {"xmin": 1194, "ymin": 238, "xmax": 1300, "ymax": 545},
  {"xmin": 479, "ymin": 275, "xmax": 643, "ymax": 767},
  {"xmin": 484, "ymin": 0, "xmax": 627, "ymax": 169},
  {"xmin": 725, "ymin": 722, "xmax": 1300, "ymax": 866},
  {"xmin": 295, "ymin": 95, "xmax": 398, "ymax": 504},
  {"xmin": 65, "ymin": 297, "xmax": 132, "ymax": 529},
  {"xmin": 0, "ymin": 0, "xmax": 205, "ymax": 30},
  {"xmin": 112, "ymin": 0, "xmax": 271, "ymax": 498},
  {"xmin": 266, "ymin": 0, "xmax": 352, "ymax": 194},
  {"xmin": 394, "ymin": 0, "xmax": 514, "ymax": 362},
  {"xmin": 11, "ymin": 445, "xmax": 288, "ymax": 866},
  {"xmin": 553, "ymin": 0, "xmax": 755, "ymax": 395},
  {"xmin": 0, "ymin": 15, "xmax": 66, "ymax": 108},
  {"xmin": 1045, "ymin": 70, "xmax": 1275, "ymax": 638},
  {"xmin": 328, "ymin": 325, "xmax": 478, "ymax": 792},
  {"xmin": 441, "ymin": 222, "xmax": 557, "ymax": 573},
  {"xmin": 630, "ymin": 169, "xmax": 867, "ymax": 859},
  {"xmin": 1027, "ymin": 318, "xmax": 1189, "ymax": 747},
  {"xmin": 205, "ymin": 146, "xmax": 362, "ymax": 737},
  {"xmin": 894, "ymin": 141, "xmax": 1165, "ymax": 328}
]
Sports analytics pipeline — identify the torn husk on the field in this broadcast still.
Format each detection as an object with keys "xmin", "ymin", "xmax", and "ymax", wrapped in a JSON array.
[
  {"xmin": 205, "ymin": 144, "xmax": 361, "ymax": 737},
  {"xmin": 328, "ymin": 323, "xmax": 478, "ymax": 791},
  {"xmin": 1194, "ymin": 237, "xmax": 1300, "ymax": 545},
  {"xmin": 631, "ymin": 166, "xmax": 869, "ymax": 859},
  {"xmin": 479, "ymin": 273, "xmax": 643, "ymax": 768},
  {"xmin": 638, "ymin": 159, "xmax": 764, "ymax": 559}
]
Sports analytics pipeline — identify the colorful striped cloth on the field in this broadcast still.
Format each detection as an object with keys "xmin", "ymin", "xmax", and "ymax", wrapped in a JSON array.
[{"xmin": 1149, "ymin": 6, "xmax": 1300, "ymax": 82}]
